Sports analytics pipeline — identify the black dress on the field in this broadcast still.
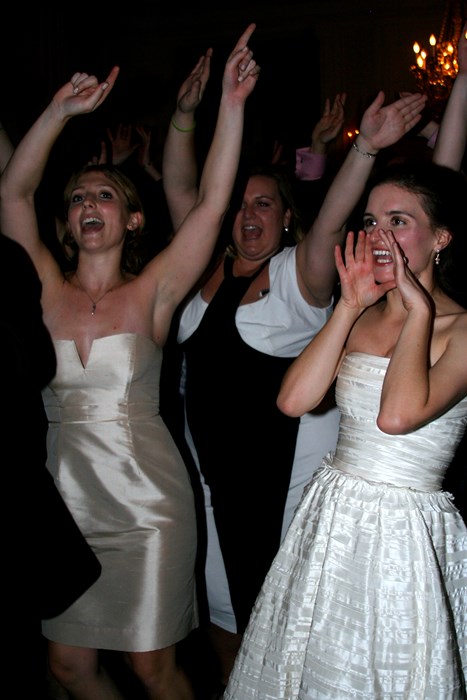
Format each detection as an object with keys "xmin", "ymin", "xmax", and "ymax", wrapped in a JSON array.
[{"xmin": 181, "ymin": 256, "xmax": 300, "ymax": 632}]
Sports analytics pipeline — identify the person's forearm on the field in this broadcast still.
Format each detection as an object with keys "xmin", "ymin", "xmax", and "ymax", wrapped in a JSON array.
[
  {"xmin": 278, "ymin": 300, "xmax": 360, "ymax": 416},
  {"xmin": 1, "ymin": 100, "xmax": 68, "ymax": 199},
  {"xmin": 0, "ymin": 122, "xmax": 14, "ymax": 174},
  {"xmin": 378, "ymin": 306, "xmax": 432, "ymax": 433},
  {"xmin": 310, "ymin": 136, "xmax": 377, "ymax": 238},
  {"xmin": 162, "ymin": 113, "xmax": 199, "ymax": 230},
  {"xmin": 433, "ymin": 74, "xmax": 467, "ymax": 170},
  {"xmin": 197, "ymin": 93, "xmax": 245, "ymax": 215}
]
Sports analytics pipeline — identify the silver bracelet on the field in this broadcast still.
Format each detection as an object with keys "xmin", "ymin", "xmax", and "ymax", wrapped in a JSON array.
[{"xmin": 352, "ymin": 140, "xmax": 377, "ymax": 158}]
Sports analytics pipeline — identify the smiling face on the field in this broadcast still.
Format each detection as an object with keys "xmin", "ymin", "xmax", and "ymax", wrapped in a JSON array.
[
  {"xmin": 66, "ymin": 170, "xmax": 140, "ymax": 253},
  {"xmin": 231, "ymin": 174, "xmax": 292, "ymax": 262},
  {"xmin": 363, "ymin": 183, "xmax": 450, "ymax": 285}
]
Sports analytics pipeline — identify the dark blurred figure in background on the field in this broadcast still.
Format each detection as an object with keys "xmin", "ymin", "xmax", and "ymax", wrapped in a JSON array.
[{"xmin": 1, "ymin": 231, "xmax": 101, "ymax": 699}]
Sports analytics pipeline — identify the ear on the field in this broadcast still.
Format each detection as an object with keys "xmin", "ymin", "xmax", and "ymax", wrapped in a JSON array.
[
  {"xmin": 127, "ymin": 212, "xmax": 143, "ymax": 231},
  {"xmin": 283, "ymin": 208, "xmax": 292, "ymax": 229},
  {"xmin": 435, "ymin": 228, "xmax": 452, "ymax": 253}
]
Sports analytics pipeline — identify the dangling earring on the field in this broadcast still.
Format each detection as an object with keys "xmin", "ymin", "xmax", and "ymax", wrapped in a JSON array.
[
  {"xmin": 284, "ymin": 226, "xmax": 289, "ymax": 233},
  {"xmin": 434, "ymin": 249, "xmax": 440, "ymax": 265}
]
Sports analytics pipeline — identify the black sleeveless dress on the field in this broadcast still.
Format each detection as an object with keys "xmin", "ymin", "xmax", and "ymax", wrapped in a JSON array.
[{"xmin": 182, "ymin": 256, "xmax": 299, "ymax": 632}]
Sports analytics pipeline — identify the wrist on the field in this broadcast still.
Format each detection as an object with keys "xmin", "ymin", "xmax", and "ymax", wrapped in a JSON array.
[
  {"xmin": 171, "ymin": 116, "xmax": 196, "ymax": 133},
  {"xmin": 295, "ymin": 148, "xmax": 326, "ymax": 181},
  {"xmin": 171, "ymin": 109, "xmax": 196, "ymax": 132},
  {"xmin": 336, "ymin": 297, "xmax": 366, "ymax": 320},
  {"xmin": 310, "ymin": 140, "xmax": 327, "ymax": 155},
  {"xmin": 352, "ymin": 137, "xmax": 377, "ymax": 158}
]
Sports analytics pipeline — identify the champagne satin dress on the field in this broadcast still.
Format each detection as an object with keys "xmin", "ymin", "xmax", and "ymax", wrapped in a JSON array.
[{"xmin": 41, "ymin": 333, "xmax": 198, "ymax": 652}]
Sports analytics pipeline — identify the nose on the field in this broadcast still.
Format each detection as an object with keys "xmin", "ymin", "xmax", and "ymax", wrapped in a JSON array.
[
  {"xmin": 369, "ymin": 226, "xmax": 392, "ymax": 241},
  {"xmin": 82, "ymin": 193, "xmax": 97, "ymax": 208},
  {"xmin": 242, "ymin": 202, "xmax": 256, "ymax": 220}
]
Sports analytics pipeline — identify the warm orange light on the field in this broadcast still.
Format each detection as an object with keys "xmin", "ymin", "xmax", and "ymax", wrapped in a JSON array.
[{"xmin": 409, "ymin": 6, "xmax": 462, "ymax": 121}]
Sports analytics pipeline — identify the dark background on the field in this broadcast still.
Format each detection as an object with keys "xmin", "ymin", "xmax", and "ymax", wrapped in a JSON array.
[
  {"xmin": 1, "ymin": 2, "xmax": 464, "ymax": 511},
  {"xmin": 1, "ymin": 1, "xmax": 454, "ymax": 164},
  {"xmin": 2, "ymin": 4, "xmax": 465, "ymax": 695}
]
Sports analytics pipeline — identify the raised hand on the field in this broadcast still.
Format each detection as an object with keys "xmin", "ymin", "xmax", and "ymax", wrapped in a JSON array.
[
  {"xmin": 135, "ymin": 125, "xmax": 152, "ymax": 167},
  {"xmin": 335, "ymin": 231, "xmax": 394, "ymax": 312},
  {"xmin": 88, "ymin": 140, "xmax": 107, "ymax": 166},
  {"xmin": 311, "ymin": 93, "xmax": 347, "ymax": 150},
  {"xmin": 378, "ymin": 230, "xmax": 433, "ymax": 313},
  {"xmin": 177, "ymin": 49, "xmax": 213, "ymax": 116},
  {"xmin": 222, "ymin": 23, "xmax": 261, "ymax": 101},
  {"xmin": 53, "ymin": 66, "xmax": 120, "ymax": 120},
  {"xmin": 107, "ymin": 123, "xmax": 138, "ymax": 165},
  {"xmin": 358, "ymin": 90, "xmax": 427, "ymax": 151},
  {"xmin": 270, "ymin": 138, "xmax": 285, "ymax": 166}
]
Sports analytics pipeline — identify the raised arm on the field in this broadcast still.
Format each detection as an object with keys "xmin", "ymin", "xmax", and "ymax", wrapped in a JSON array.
[
  {"xmin": 296, "ymin": 91, "xmax": 426, "ymax": 307},
  {"xmin": 153, "ymin": 24, "xmax": 260, "ymax": 307},
  {"xmin": 162, "ymin": 47, "xmax": 212, "ymax": 231},
  {"xmin": 433, "ymin": 22, "xmax": 467, "ymax": 169},
  {"xmin": 295, "ymin": 93, "xmax": 346, "ymax": 181},
  {"xmin": 0, "ymin": 119, "xmax": 14, "ymax": 173},
  {"xmin": 376, "ymin": 231, "xmax": 467, "ymax": 434},
  {"xmin": 0, "ymin": 67, "xmax": 119, "ymax": 282}
]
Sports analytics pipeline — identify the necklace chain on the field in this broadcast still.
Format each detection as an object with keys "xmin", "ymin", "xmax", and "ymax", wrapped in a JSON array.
[{"xmin": 74, "ymin": 273, "xmax": 119, "ymax": 316}]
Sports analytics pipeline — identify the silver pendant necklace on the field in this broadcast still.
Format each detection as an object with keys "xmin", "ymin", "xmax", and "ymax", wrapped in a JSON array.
[{"xmin": 74, "ymin": 273, "xmax": 118, "ymax": 316}]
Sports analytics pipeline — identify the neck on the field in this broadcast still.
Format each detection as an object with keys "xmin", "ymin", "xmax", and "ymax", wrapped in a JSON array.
[
  {"xmin": 233, "ymin": 249, "xmax": 279, "ymax": 277},
  {"xmin": 73, "ymin": 271, "xmax": 125, "ymax": 316}
]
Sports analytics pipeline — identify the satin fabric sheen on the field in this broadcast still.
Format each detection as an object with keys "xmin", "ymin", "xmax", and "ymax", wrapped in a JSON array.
[
  {"xmin": 41, "ymin": 333, "xmax": 198, "ymax": 651},
  {"xmin": 225, "ymin": 352, "xmax": 467, "ymax": 699}
]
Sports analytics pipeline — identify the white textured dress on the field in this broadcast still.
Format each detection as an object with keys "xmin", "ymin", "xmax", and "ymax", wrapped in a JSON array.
[
  {"xmin": 41, "ymin": 333, "xmax": 198, "ymax": 652},
  {"xmin": 224, "ymin": 352, "xmax": 467, "ymax": 699}
]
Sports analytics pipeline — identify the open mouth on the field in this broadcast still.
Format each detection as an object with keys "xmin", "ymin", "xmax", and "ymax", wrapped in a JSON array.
[{"xmin": 373, "ymin": 249, "xmax": 393, "ymax": 265}]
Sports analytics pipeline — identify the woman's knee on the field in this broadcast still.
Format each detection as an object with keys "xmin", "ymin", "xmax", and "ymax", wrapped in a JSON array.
[
  {"xmin": 129, "ymin": 646, "xmax": 176, "ymax": 688},
  {"xmin": 48, "ymin": 642, "xmax": 98, "ymax": 686}
]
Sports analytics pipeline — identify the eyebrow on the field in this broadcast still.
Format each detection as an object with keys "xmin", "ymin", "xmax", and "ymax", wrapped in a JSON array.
[
  {"xmin": 71, "ymin": 182, "xmax": 119, "ymax": 194},
  {"xmin": 364, "ymin": 209, "xmax": 415, "ymax": 219}
]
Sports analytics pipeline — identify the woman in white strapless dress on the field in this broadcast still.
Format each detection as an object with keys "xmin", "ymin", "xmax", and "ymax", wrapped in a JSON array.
[
  {"xmin": 0, "ymin": 25, "xmax": 260, "ymax": 700},
  {"xmin": 224, "ymin": 58, "xmax": 467, "ymax": 697}
]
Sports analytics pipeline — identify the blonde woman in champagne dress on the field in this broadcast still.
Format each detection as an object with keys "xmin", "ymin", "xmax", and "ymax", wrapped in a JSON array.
[{"xmin": 0, "ymin": 24, "xmax": 260, "ymax": 700}]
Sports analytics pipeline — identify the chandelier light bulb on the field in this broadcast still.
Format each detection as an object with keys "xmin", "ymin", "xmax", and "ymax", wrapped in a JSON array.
[{"xmin": 409, "ymin": 0, "xmax": 462, "ymax": 120}]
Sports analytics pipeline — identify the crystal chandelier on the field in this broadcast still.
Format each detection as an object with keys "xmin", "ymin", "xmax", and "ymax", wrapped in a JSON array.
[{"xmin": 410, "ymin": 0, "xmax": 466, "ymax": 119}]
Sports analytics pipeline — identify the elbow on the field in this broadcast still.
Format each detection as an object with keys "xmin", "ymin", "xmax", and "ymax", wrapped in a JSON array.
[
  {"xmin": 277, "ymin": 392, "xmax": 307, "ymax": 418},
  {"xmin": 376, "ymin": 411, "xmax": 412, "ymax": 435}
]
